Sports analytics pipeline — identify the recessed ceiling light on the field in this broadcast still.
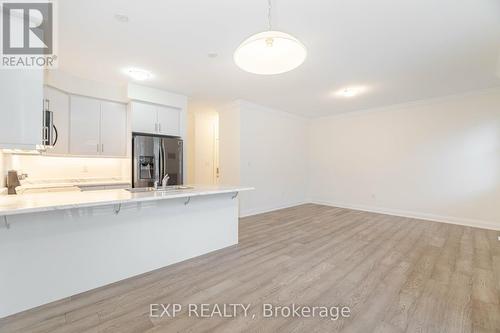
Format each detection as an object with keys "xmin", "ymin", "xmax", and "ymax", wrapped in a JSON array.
[
  {"xmin": 334, "ymin": 86, "xmax": 367, "ymax": 98},
  {"xmin": 123, "ymin": 68, "xmax": 152, "ymax": 81},
  {"xmin": 114, "ymin": 13, "xmax": 129, "ymax": 23}
]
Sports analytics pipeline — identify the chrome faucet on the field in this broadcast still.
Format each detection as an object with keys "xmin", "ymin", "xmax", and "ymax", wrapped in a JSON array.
[
  {"xmin": 161, "ymin": 174, "xmax": 170, "ymax": 188},
  {"xmin": 153, "ymin": 180, "xmax": 159, "ymax": 190}
]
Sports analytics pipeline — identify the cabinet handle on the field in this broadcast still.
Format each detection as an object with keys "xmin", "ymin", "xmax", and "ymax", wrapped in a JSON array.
[
  {"xmin": 101, "ymin": 144, "xmax": 104, "ymax": 153},
  {"xmin": 158, "ymin": 123, "xmax": 161, "ymax": 132},
  {"xmin": 97, "ymin": 144, "xmax": 99, "ymax": 153},
  {"xmin": 155, "ymin": 123, "xmax": 158, "ymax": 132}
]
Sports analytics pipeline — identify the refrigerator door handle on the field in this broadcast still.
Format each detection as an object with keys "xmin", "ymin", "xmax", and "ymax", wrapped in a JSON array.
[
  {"xmin": 164, "ymin": 143, "xmax": 168, "ymax": 184},
  {"xmin": 160, "ymin": 142, "xmax": 165, "ymax": 182},
  {"xmin": 158, "ymin": 143, "xmax": 162, "ymax": 182},
  {"xmin": 178, "ymin": 141, "xmax": 183, "ymax": 184}
]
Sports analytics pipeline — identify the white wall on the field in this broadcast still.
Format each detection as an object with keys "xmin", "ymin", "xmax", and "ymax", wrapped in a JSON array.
[
  {"xmin": 309, "ymin": 88, "xmax": 500, "ymax": 229},
  {"xmin": 222, "ymin": 101, "xmax": 309, "ymax": 217}
]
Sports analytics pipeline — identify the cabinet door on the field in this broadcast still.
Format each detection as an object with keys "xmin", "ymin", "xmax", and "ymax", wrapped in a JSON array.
[
  {"xmin": 130, "ymin": 102, "xmax": 157, "ymax": 134},
  {"xmin": 44, "ymin": 86, "xmax": 69, "ymax": 154},
  {"xmin": 100, "ymin": 101, "xmax": 127, "ymax": 156},
  {"xmin": 70, "ymin": 96, "xmax": 101, "ymax": 155},
  {"xmin": 0, "ymin": 68, "xmax": 43, "ymax": 149},
  {"xmin": 157, "ymin": 105, "xmax": 180, "ymax": 136}
]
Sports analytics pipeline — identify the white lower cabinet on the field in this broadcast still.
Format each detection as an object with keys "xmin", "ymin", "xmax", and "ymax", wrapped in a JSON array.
[{"xmin": 70, "ymin": 96, "xmax": 127, "ymax": 157}]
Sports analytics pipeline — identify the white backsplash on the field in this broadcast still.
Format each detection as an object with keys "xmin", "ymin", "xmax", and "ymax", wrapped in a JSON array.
[{"xmin": 3, "ymin": 154, "xmax": 130, "ymax": 181}]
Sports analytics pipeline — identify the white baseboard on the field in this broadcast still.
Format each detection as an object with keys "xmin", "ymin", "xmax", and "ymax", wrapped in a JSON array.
[
  {"xmin": 239, "ymin": 201, "xmax": 309, "ymax": 218},
  {"xmin": 310, "ymin": 199, "xmax": 500, "ymax": 231}
]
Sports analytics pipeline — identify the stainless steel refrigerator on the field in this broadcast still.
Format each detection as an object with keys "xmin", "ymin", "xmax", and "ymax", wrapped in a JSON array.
[{"xmin": 132, "ymin": 133, "xmax": 183, "ymax": 188}]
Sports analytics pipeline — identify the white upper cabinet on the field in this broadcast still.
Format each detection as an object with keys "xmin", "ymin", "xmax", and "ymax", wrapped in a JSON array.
[
  {"xmin": 0, "ymin": 68, "xmax": 43, "ymax": 149},
  {"xmin": 131, "ymin": 101, "xmax": 180, "ymax": 136},
  {"xmin": 70, "ymin": 96, "xmax": 127, "ymax": 157},
  {"xmin": 70, "ymin": 96, "xmax": 101, "ymax": 155},
  {"xmin": 100, "ymin": 101, "xmax": 127, "ymax": 157},
  {"xmin": 131, "ymin": 102, "xmax": 157, "ymax": 134},
  {"xmin": 44, "ymin": 86, "xmax": 70, "ymax": 155},
  {"xmin": 157, "ymin": 105, "xmax": 180, "ymax": 136}
]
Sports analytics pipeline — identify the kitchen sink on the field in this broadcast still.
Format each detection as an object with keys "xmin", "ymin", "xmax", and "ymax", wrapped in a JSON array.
[{"xmin": 126, "ymin": 186, "xmax": 193, "ymax": 193}]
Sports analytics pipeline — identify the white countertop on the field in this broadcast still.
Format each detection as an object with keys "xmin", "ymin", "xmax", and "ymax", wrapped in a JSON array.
[{"xmin": 0, "ymin": 185, "xmax": 253, "ymax": 217}]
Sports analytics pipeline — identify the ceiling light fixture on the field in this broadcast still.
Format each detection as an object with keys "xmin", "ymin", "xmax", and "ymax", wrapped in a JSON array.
[
  {"xmin": 123, "ymin": 68, "xmax": 152, "ymax": 81},
  {"xmin": 114, "ymin": 13, "xmax": 129, "ymax": 23},
  {"xmin": 335, "ymin": 86, "xmax": 366, "ymax": 98},
  {"xmin": 233, "ymin": 0, "xmax": 307, "ymax": 75}
]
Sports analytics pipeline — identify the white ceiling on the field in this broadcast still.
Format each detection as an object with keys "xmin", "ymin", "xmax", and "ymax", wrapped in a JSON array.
[{"xmin": 56, "ymin": 0, "xmax": 500, "ymax": 117}]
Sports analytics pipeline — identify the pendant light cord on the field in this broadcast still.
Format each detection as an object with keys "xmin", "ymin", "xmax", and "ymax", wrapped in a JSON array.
[{"xmin": 267, "ymin": 0, "xmax": 272, "ymax": 30}]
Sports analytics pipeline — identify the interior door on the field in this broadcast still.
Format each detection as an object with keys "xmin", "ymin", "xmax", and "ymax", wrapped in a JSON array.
[
  {"xmin": 162, "ymin": 138, "xmax": 183, "ymax": 185},
  {"xmin": 70, "ymin": 95, "xmax": 101, "ymax": 155},
  {"xmin": 100, "ymin": 101, "xmax": 127, "ymax": 156}
]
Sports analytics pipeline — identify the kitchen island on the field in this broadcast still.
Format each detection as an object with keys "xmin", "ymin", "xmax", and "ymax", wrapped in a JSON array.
[{"xmin": 0, "ymin": 186, "xmax": 252, "ymax": 318}]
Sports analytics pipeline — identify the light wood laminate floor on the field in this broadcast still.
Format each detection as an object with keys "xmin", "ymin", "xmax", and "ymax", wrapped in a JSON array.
[{"xmin": 1, "ymin": 204, "xmax": 499, "ymax": 332}]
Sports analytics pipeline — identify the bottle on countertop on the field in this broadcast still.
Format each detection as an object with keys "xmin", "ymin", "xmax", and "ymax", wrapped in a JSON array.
[{"xmin": 6, "ymin": 170, "xmax": 21, "ymax": 195}]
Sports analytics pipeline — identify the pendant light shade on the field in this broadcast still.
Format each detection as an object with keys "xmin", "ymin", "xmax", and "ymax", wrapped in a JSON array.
[
  {"xmin": 233, "ymin": 0, "xmax": 307, "ymax": 75},
  {"xmin": 234, "ymin": 30, "xmax": 307, "ymax": 75}
]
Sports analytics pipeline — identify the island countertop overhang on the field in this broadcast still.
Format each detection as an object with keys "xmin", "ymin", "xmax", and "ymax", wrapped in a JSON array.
[{"xmin": 0, "ymin": 185, "xmax": 253, "ymax": 217}]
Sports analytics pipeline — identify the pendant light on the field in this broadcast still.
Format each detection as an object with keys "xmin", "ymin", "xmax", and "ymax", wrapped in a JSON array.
[{"xmin": 233, "ymin": 0, "xmax": 307, "ymax": 75}]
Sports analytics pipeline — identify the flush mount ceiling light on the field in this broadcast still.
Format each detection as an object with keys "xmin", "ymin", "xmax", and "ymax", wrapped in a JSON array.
[
  {"xmin": 233, "ymin": 0, "xmax": 307, "ymax": 75},
  {"xmin": 335, "ymin": 86, "xmax": 367, "ymax": 98},
  {"xmin": 114, "ymin": 13, "xmax": 129, "ymax": 23},
  {"xmin": 123, "ymin": 68, "xmax": 152, "ymax": 81}
]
